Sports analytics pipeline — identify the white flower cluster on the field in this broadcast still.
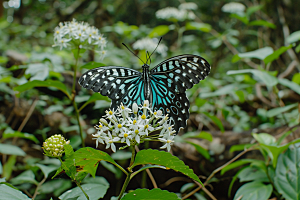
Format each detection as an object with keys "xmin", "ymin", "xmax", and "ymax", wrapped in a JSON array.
[
  {"xmin": 92, "ymin": 101, "xmax": 176, "ymax": 152},
  {"xmin": 132, "ymin": 38, "xmax": 168, "ymax": 57},
  {"xmin": 221, "ymin": 2, "xmax": 246, "ymax": 15},
  {"xmin": 156, "ymin": 3, "xmax": 197, "ymax": 22},
  {"xmin": 53, "ymin": 19, "xmax": 107, "ymax": 60}
]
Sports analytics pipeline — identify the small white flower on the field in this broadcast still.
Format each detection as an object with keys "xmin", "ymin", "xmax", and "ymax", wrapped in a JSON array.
[
  {"xmin": 52, "ymin": 38, "xmax": 72, "ymax": 50},
  {"xmin": 155, "ymin": 7, "xmax": 195, "ymax": 22},
  {"xmin": 105, "ymin": 109, "xmax": 117, "ymax": 123},
  {"xmin": 113, "ymin": 120, "xmax": 127, "ymax": 134},
  {"xmin": 119, "ymin": 103, "xmax": 131, "ymax": 119},
  {"xmin": 179, "ymin": 2, "xmax": 198, "ymax": 10},
  {"xmin": 132, "ymin": 103, "xmax": 138, "ymax": 115},
  {"xmin": 92, "ymin": 130, "xmax": 106, "ymax": 148},
  {"xmin": 159, "ymin": 135, "xmax": 175, "ymax": 152},
  {"xmin": 221, "ymin": 2, "xmax": 246, "ymax": 14},
  {"xmin": 143, "ymin": 124, "xmax": 154, "ymax": 136},
  {"xmin": 119, "ymin": 132, "xmax": 132, "ymax": 146},
  {"xmin": 104, "ymin": 132, "xmax": 120, "ymax": 152}
]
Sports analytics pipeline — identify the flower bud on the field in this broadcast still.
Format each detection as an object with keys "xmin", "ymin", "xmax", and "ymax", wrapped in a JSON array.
[{"xmin": 42, "ymin": 134, "xmax": 70, "ymax": 158}]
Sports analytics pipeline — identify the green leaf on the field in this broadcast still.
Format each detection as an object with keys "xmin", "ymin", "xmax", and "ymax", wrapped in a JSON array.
[
  {"xmin": 264, "ymin": 45, "xmax": 293, "ymax": 64},
  {"xmin": 3, "ymin": 155, "xmax": 16, "ymax": 179},
  {"xmin": 259, "ymin": 138, "xmax": 300, "ymax": 168},
  {"xmin": 230, "ymin": 13, "xmax": 249, "ymax": 24},
  {"xmin": 195, "ymin": 98, "xmax": 207, "ymax": 107},
  {"xmin": 292, "ymin": 73, "xmax": 300, "ymax": 84},
  {"xmin": 34, "ymin": 164, "xmax": 59, "ymax": 178},
  {"xmin": 246, "ymin": 5, "xmax": 263, "ymax": 16},
  {"xmin": 227, "ymin": 69, "xmax": 278, "ymax": 87},
  {"xmin": 59, "ymin": 183, "xmax": 109, "ymax": 200},
  {"xmin": 72, "ymin": 147, "xmax": 126, "ymax": 178},
  {"xmin": 203, "ymin": 112, "xmax": 225, "ymax": 132},
  {"xmin": 184, "ymin": 141, "xmax": 210, "ymax": 159},
  {"xmin": 221, "ymin": 159, "xmax": 263, "ymax": 175},
  {"xmin": 148, "ymin": 25, "xmax": 170, "ymax": 38},
  {"xmin": 252, "ymin": 133, "xmax": 276, "ymax": 145},
  {"xmin": 235, "ymin": 90, "xmax": 245, "ymax": 103},
  {"xmin": 266, "ymin": 103, "xmax": 298, "ymax": 117},
  {"xmin": 237, "ymin": 47, "xmax": 273, "ymax": 60},
  {"xmin": 180, "ymin": 131, "xmax": 213, "ymax": 142},
  {"xmin": 234, "ymin": 182, "xmax": 272, "ymax": 200},
  {"xmin": 122, "ymin": 188, "xmax": 180, "ymax": 200},
  {"xmin": 286, "ymin": 30, "xmax": 300, "ymax": 43},
  {"xmin": 78, "ymin": 93, "xmax": 110, "ymax": 112},
  {"xmin": 274, "ymin": 144, "xmax": 300, "ymax": 200},
  {"xmin": 80, "ymin": 61, "xmax": 106, "ymax": 70},
  {"xmin": 72, "ymin": 48, "xmax": 86, "ymax": 59},
  {"xmin": 0, "ymin": 184, "xmax": 31, "ymax": 200},
  {"xmin": 13, "ymin": 80, "xmax": 71, "ymax": 99},
  {"xmin": 0, "ymin": 144, "xmax": 26, "ymax": 156},
  {"xmin": 39, "ymin": 179, "xmax": 72, "ymax": 196},
  {"xmin": 111, "ymin": 151, "xmax": 132, "ymax": 160},
  {"xmin": 296, "ymin": 44, "xmax": 300, "ymax": 53},
  {"xmin": 248, "ymin": 20, "xmax": 276, "ymax": 28},
  {"xmin": 3, "ymin": 127, "xmax": 39, "ymax": 143},
  {"xmin": 131, "ymin": 149, "xmax": 202, "ymax": 185},
  {"xmin": 25, "ymin": 63, "xmax": 49, "ymax": 81},
  {"xmin": 229, "ymin": 144, "xmax": 255, "ymax": 153},
  {"xmin": 185, "ymin": 22, "xmax": 212, "ymax": 32},
  {"xmin": 232, "ymin": 54, "xmax": 241, "ymax": 63},
  {"xmin": 10, "ymin": 170, "xmax": 38, "ymax": 185},
  {"xmin": 278, "ymin": 78, "xmax": 300, "ymax": 95},
  {"xmin": 237, "ymin": 166, "xmax": 269, "ymax": 182}
]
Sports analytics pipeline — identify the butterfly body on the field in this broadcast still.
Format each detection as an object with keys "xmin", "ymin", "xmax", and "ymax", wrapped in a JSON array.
[{"xmin": 79, "ymin": 54, "xmax": 210, "ymax": 133}]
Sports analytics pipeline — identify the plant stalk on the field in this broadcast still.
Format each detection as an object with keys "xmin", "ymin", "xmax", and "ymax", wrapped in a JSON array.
[
  {"xmin": 117, "ymin": 145, "xmax": 136, "ymax": 200},
  {"xmin": 71, "ymin": 46, "xmax": 85, "ymax": 147}
]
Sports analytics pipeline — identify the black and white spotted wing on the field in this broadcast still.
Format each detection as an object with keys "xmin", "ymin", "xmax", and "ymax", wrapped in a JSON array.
[
  {"xmin": 78, "ymin": 66, "xmax": 146, "ymax": 110},
  {"xmin": 149, "ymin": 55, "xmax": 210, "ymax": 132}
]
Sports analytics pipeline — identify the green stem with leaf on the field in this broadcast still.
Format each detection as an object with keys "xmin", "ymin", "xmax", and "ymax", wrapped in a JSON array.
[
  {"xmin": 117, "ymin": 145, "xmax": 136, "ymax": 200},
  {"xmin": 58, "ymin": 157, "xmax": 89, "ymax": 200}
]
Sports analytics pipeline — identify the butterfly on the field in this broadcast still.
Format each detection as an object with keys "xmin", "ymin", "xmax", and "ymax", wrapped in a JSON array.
[{"xmin": 78, "ymin": 52, "xmax": 210, "ymax": 133}]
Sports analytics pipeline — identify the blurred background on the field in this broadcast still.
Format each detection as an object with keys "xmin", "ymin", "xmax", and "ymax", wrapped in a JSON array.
[{"xmin": 0, "ymin": 0, "xmax": 300, "ymax": 200}]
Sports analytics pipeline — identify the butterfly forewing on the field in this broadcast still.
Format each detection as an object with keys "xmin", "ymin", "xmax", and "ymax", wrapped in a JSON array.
[
  {"xmin": 78, "ymin": 66, "xmax": 142, "ymax": 100},
  {"xmin": 150, "ymin": 55, "xmax": 210, "ymax": 93}
]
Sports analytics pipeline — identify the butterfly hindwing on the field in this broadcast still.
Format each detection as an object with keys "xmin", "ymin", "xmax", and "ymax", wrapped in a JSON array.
[
  {"xmin": 150, "ymin": 75, "xmax": 190, "ymax": 132},
  {"xmin": 78, "ymin": 66, "xmax": 142, "ymax": 101}
]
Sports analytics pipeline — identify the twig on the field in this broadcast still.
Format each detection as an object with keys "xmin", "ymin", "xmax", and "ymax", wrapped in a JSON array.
[
  {"xmin": 135, "ymin": 146, "xmax": 158, "ymax": 188},
  {"xmin": 277, "ymin": 5, "xmax": 300, "ymax": 71},
  {"xmin": 32, "ymin": 176, "xmax": 47, "ymax": 199},
  {"xmin": 17, "ymin": 98, "xmax": 38, "ymax": 132},
  {"xmin": 182, "ymin": 145, "xmax": 257, "ymax": 200},
  {"xmin": 255, "ymin": 83, "xmax": 277, "ymax": 107},
  {"xmin": 278, "ymin": 60, "xmax": 298, "ymax": 78}
]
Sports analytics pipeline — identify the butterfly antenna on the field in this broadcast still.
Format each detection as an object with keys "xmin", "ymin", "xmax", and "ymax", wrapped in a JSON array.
[
  {"xmin": 146, "ymin": 51, "xmax": 151, "ymax": 66},
  {"xmin": 146, "ymin": 37, "xmax": 162, "ymax": 64},
  {"xmin": 122, "ymin": 43, "xmax": 146, "ymax": 65}
]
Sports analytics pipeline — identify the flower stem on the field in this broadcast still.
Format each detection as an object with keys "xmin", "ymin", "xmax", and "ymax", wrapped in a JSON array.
[
  {"xmin": 76, "ymin": 181, "xmax": 90, "ymax": 200},
  {"xmin": 117, "ymin": 145, "xmax": 136, "ymax": 200},
  {"xmin": 72, "ymin": 46, "xmax": 85, "ymax": 147}
]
